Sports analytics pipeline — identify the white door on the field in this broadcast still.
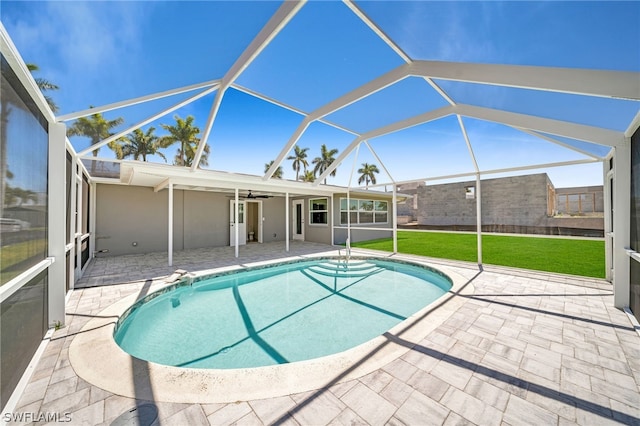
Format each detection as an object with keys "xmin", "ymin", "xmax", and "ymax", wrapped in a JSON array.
[
  {"xmin": 230, "ymin": 200, "xmax": 246, "ymax": 246},
  {"xmin": 293, "ymin": 200, "xmax": 304, "ymax": 241}
]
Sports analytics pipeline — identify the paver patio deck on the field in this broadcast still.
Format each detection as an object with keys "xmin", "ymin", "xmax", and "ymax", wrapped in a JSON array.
[{"xmin": 6, "ymin": 242, "xmax": 640, "ymax": 425}]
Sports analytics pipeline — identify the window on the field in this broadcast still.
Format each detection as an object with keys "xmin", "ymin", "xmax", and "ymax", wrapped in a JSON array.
[
  {"xmin": 340, "ymin": 198, "xmax": 388, "ymax": 224},
  {"xmin": 309, "ymin": 198, "xmax": 328, "ymax": 225},
  {"xmin": 465, "ymin": 186, "xmax": 475, "ymax": 199}
]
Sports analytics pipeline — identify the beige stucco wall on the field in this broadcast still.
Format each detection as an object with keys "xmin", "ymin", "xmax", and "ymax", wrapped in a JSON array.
[
  {"xmin": 286, "ymin": 194, "xmax": 395, "ymax": 245},
  {"xmin": 96, "ymin": 185, "xmax": 179, "ymax": 256},
  {"xmin": 95, "ymin": 185, "xmax": 287, "ymax": 256},
  {"xmin": 96, "ymin": 185, "xmax": 396, "ymax": 256},
  {"xmin": 288, "ymin": 196, "xmax": 333, "ymax": 245},
  {"xmin": 261, "ymin": 197, "xmax": 287, "ymax": 243}
]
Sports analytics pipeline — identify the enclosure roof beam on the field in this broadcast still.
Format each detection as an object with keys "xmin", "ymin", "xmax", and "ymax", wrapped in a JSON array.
[
  {"xmin": 454, "ymin": 104, "xmax": 625, "ymax": 147},
  {"xmin": 77, "ymin": 86, "xmax": 218, "ymax": 157},
  {"xmin": 457, "ymin": 115, "xmax": 480, "ymax": 173},
  {"xmin": 369, "ymin": 157, "xmax": 600, "ymax": 189},
  {"xmin": 191, "ymin": 0, "xmax": 306, "ymax": 172},
  {"xmin": 518, "ymin": 129, "xmax": 606, "ymax": 160},
  {"xmin": 344, "ymin": 0, "xmax": 455, "ymax": 105},
  {"xmin": 364, "ymin": 140, "xmax": 395, "ymax": 184},
  {"xmin": 410, "ymin": 60, "xmax": 640, "ymax": 101},
  {"xmin": 58, "ymin": 80, "xmax": 221, "ymax": 122},
  {"xmin": 231, "ymin": 84, "xmax": 360, "ymax": 136},
  {"xmin": 314, "ymin": 105, "xmax": 456, "ymax": 185},
  {"xmin": 264, "ymin": 63, "xmax": 411, "ymax": 180}
]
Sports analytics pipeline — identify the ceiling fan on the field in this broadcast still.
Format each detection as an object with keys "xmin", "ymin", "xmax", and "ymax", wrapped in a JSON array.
[{"xmin": 244, "ymin": 190, "xmax": 271, "ymax": 199}]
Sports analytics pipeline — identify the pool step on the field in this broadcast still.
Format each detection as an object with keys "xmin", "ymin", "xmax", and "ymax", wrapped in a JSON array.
[
  {"xmin": 306, "ymin": 262, "xmax": 381, "ymax": 278},
  {"xmin": 325, "ymin": 259, "xmax": 368, "ymax": 266},
  {"xmin": 314, "ymin": 261, "xmax": 378, "ymax": 272}
]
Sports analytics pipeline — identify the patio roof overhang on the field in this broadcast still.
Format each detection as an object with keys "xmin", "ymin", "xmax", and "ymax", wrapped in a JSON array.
[{"xmin": 110, "ymin": 161, "xmax": 405, "ymax": 201}]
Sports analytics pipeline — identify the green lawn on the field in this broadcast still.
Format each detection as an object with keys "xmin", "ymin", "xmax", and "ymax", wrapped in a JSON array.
[
  {"xmin": 351, "ymin": 231, "xmax": 605, "ymax": 278},
  {"xmin": 0, "ymin": 239, "xmax": 47, "ymax": 284}
]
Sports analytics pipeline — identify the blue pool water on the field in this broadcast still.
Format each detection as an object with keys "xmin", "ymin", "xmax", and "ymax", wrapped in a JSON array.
[{"xmin": 114, "ymin": 258, "xmax": 452, "ymax": 369}]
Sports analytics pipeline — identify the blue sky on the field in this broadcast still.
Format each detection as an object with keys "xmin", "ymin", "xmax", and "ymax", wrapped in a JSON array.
[{"xmin": 3, "ymin": 1, "xmax": 639, "ymax": 188}]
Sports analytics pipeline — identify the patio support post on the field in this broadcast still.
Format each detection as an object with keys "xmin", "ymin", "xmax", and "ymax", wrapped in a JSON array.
[
  {"xmin": 235, "ymin": 188, "xmax": 239, "ymax": 258},
  {"xmin": 48, "ymin": 123, "xmax": 66, "ymax": 326},
  {"xmin": 603, "ymin": 158, "xmax": 613, "ymax": 282},
  {"xmin": 613, "ymin": 141, "xmax": 631, "ymax": 308},
  {"xmin": 346, "ymin": 144, "xmax": 360, "ymax": 249},
  {"xmin": 75, "ymin": 167, "xmax": 82, "ymax": 278},
  {"xmin": 392, "ymin": 185, "xmax": 397, "ymax": 254},
  {"xmin": 285, "ymin": 192, "xmax": 290, "ymax": 252},
  {"xmin": 330, "ymin": 195, "xmax": 334, "ymax": 246},
  {"xmin": 457, "ymin": 115, "xmax": 483, "ymax": 267},
  {"xmin": 476, "ymin": 173, "xmax": 483, "ymax": 266},
  {"xmin": 346, "ymin": 190, "xmax": 351, "ymax": 250},
  {"xmin": 168, "ymin": 182, "xmax": 173, "ymax": 267},
  {"xmin": 68, "ymin": 150, "xmax": 77, "ymax": 289},
  {"xmin": 89, "ymin": 181, "xmax": 97, "ymax": 260}
]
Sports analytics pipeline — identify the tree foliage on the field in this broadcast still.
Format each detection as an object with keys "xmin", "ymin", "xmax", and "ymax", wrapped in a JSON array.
[
  {"xmin": 160, "ymin": 115, "xmax": 209, "ymax": 167},
  {"xmin": 286, "ymin": 145, "xmax": 309, "ymax": 181},
  {"xmin": 27, "ymin": 63, "xmax": 59, "ymax": 113},
  {"xmin": 357, "ymin": 162, "xmax": 380, "ymax": 188},
  {"xmin": 67, "ymin": 108, "xmax": 124, "ymax": 157},
  {"xmin": 118, "ymin": 127, "xmax": 168, "ymax": 162},
  {"xmin": 264, "ymin": 160, "xmax": 283, "ymax": 179},
  {"xmin": 312, "ymin": 144, "xmax": 339, "ymax": 184}
]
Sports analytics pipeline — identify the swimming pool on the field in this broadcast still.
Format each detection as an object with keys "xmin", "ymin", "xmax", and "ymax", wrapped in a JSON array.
[{"xmin": 114, "ymin": 257, "xmax": 452, "ymax": 369}]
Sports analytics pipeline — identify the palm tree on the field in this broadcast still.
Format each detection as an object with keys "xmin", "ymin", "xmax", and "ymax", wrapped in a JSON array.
[
  {"xmin": 118, "ymin": 127, "xmax": 167, "ymax": 162},
  {"xmin": 286, "ymin": 145, "xmax": 309, "ymax": 181},
  {"xmin": 27, "ymin": 63, "xmax": 59, "ymax": 113},
  {"xmin": 264, "ymin": 160, "xmax": 283, "ymax": 179},
  {"xmin": 160, "ymin": 115, "xmax": 209, "ymax": 167},
  {"xmin": 67, "ymin": 108, "xmax": 124, "ymax": 173},
  {"xmin": 357, "ymin": 163, "xmax": 380, "ymax": 188},
  {"xmin": 300, "ymin": 170, "xmax": 315, "ymax": 183},
  {"xmin": 312, "ymin": 144, "xmax": 339, "ymax": 184}
]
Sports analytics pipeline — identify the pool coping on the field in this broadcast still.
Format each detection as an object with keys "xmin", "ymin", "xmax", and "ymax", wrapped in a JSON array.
[{"xmin": 68, "ymin": 251, "xmax": 474, "ymax": 404}]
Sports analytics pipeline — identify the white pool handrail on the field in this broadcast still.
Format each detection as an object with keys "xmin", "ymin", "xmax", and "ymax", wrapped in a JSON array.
[{"xmin": 346, "ymin": 237, "xmax": 351, "ymax": 261}]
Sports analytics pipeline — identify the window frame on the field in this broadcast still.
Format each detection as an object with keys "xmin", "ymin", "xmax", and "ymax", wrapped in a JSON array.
[
  {"xmin": 340, "ymin": 197, "xmax": 389, "ymax": 225},
  {"xmin": 308, "ymin": 197, "xmax": 329, "ymax": 226}
]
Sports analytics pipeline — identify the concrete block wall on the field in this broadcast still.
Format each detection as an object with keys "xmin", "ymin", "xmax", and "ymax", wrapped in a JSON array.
[
  {"xmin": 416, "ymin": 173, "xmax": 552, "ymax": 227},
  {"xmin": 556, "ymin": 186, "xmax": 604, "ymax": 214}
]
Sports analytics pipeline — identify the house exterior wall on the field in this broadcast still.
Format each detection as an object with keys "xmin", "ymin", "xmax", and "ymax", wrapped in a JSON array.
[
  {"xmin": 96, "ymin": 184, "xmax": 181, "ymax": 256},
  {"xmin": 96, "ymin": 185, "xmax": 287, "ymax": 256},
  {"xmin": 262, "ymin": 197, "xmax": 286, "ymax": 244},
  {"xmin": 288, "ymin": 196, "xmax": 332, "ymax": 245},
  {"xmin": 182, "ymin": 190, "xmax": 228, "ymax": 250},
  {"xmin": 96, "ymin": 186, "xmax": 397, "ymax": 256}
]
